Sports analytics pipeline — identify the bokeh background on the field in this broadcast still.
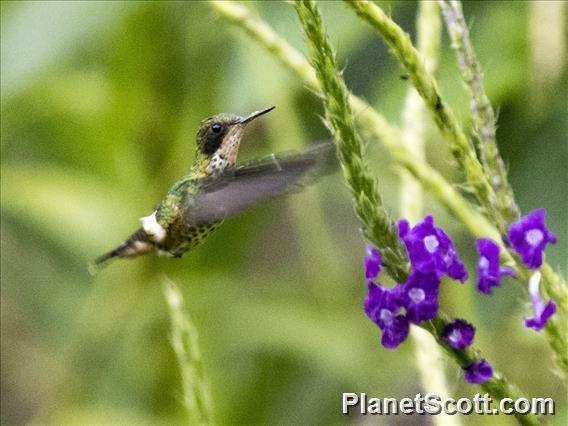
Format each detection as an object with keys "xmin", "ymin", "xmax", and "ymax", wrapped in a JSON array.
[{"xmin": 1, "ymin": 1, "xmax": 566, "ymax": 425}]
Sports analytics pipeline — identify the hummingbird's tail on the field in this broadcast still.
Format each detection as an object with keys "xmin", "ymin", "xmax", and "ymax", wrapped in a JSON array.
[{"xmin": 90, "ymin": 228, "xmax": 153, "ymax": 273}]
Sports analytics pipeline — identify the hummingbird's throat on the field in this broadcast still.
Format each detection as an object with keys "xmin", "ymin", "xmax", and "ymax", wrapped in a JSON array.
[{"xmin": 205, "ymin": 126, "xmax": 244, "ymax": 176}]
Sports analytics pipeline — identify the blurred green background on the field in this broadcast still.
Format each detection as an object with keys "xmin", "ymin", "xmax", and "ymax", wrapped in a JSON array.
[{"xmin": 1, "ymin": 1, "xmax": 566, "ymax": 425}]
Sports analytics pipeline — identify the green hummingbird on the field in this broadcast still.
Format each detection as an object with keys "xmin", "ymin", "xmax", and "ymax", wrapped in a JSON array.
[{"xmin": 93, "ymin": 106, "xmax": 336, "ymax": 268}]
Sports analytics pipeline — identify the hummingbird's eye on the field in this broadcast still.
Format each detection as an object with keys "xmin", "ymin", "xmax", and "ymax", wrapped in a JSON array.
[{"xmin": 202, "ymin": 122, "xmax": 226, "ymax": 155}]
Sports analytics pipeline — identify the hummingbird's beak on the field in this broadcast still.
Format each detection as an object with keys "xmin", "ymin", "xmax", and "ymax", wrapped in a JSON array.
[{"xmin": 239, "ymin": 106, "xmax": 275, "ymax": 125}]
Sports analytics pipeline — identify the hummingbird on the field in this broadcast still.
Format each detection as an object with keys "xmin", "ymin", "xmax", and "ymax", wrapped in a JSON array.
[{"xmin": 93, "ymin": 106, "xmax": 336, "ymax": 269}]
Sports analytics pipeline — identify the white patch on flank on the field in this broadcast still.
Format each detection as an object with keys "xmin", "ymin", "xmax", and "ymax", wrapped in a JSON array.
[
  {"xmin": 133, "ymin": 240, "xmax": 148, "ymax": 251},
  {"xmin": 125, "ymin": 240, "xmax": 151, "ymax": 256},
  {"xmin": 140, "ymin": 211, "xmax": 166, "ymax": 242}
]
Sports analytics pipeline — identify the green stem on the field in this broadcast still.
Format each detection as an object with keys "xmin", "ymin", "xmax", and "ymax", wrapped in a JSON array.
[
  {"xmin": 292, "ymin": 0, "xmax": 409, "ymax": 283},
  {"xmin": 345, "ymin": 0, "xmax": 505, "ymax": 233},
  {"xmin": 163, "ymin": 277, "xmax": 213, "ymax": 425},
  {"xmin": 439, "ymin": 0, "xmax": 520, "ymax": 223},
  {"xmin": 439, "ymin": 0, "xmax": 568, "ymax": 379}
]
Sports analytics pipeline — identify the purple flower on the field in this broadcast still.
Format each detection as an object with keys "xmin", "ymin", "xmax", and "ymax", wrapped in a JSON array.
[
  {"xmin": 525, "ymin": 271, "xmax": 556, "ymax": 331},
  {"xmin": 364, "ymin": 244, "xmax": 382, "ymax": 279},
  {"xmin": 475, "ymin": 238, "xmax": 515, "ymax": 294},
  {"xmin": 364, "ymin": 281, "xmax": 409, "ymax": 349},
  {"xmin": 464, "ymin": 359, "xmax": 493, "ymax": 384},
  {"xmin": 403, "ymin": 271, "xmax": 440, "ymax": 324},
  {"xmin": 441, "ymin": 319, "xmax": 475, "ymax": 349},
  {"xmin": 508, "ymin": 208, "xmax": 557, "ymax": 269},
  {"xmin": 445, "ymin": 250, "xmax": 469, "ymax": 282},
  {"xmin": 398, "ymin": 217, "xmax": 468, "ymax": 282}
]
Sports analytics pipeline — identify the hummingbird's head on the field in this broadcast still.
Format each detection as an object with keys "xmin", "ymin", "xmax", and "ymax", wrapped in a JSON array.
[{"xmin": 194, "ymin": 106, "xmax": 275, "ymax": 176}]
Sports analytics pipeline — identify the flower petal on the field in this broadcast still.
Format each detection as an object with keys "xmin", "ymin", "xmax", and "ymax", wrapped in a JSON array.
[
  {"xmin": 398, "ymin": 216, "xmax": 468, "ymax": 281},
  {"xmin": 364, "ymin": 245, "xmax": 382, "ymax": 279},
  {"xmin": 403, "ymin": 271, "xmax": 440, "ymax": 324},
  {"xmin": 464, "ymin": 360, "xmax": 493, "ymax": 384},
  {"xmin": 441, "ymin": 319, "xmax": 475, "ymax": 349},
  {"xmin": 508, "ymin": 208, "xmax": 557, "ymax": 269},
  {"xmin": 476, "ymin": 238, "xmax": 514, "ymax": 294},
  {"xmin": 524, "ymin": 271, "xmax": 557, "ymax": 331}
]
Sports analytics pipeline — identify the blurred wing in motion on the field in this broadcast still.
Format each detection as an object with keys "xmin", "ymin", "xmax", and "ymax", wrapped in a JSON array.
[{"xmin": 184, "ymin": 141, "xmax": 337, "ymax": 225}]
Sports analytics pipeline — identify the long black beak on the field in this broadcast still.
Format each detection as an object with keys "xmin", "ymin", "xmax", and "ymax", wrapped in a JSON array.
[{"xmin": 239, "ymin": 106, "xmax": 275, "ymax": 124}]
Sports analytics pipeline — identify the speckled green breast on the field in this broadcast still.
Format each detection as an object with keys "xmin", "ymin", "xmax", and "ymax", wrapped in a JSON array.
[{"xmin": 158, "ymin": 218, "xmax": 223, "ymax": 257}]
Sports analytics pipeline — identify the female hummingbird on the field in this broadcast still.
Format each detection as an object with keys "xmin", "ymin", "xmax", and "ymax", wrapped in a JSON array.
[{"xmin": 93, "ymin": 107, "xmax": 335, "ymax": 268}]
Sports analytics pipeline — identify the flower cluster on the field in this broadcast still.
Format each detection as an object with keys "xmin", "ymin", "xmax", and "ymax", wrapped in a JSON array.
[
  {"xmin": 474, "ymin": 209, "xmax": 557, "ymax": 331},
  {"xmin": 364, "ymin": 217, "xmax": 471, "ymax": 343},
  {"xmin": 364, "ymin": 217, "xmax": 480, "ymax": 382},
  {"xmin": 363, "ymin": 209, "xmax": 559, "ymax": 384},
  {"xmin": 364, "ymin": 217, "xmax": 469, "ymax": 350}
]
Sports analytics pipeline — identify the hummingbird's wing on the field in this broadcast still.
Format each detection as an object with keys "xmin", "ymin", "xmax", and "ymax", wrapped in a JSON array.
[{"xmin": 183, "ymin": 141, "xmax": 337, "ymax": 225}]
